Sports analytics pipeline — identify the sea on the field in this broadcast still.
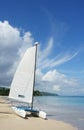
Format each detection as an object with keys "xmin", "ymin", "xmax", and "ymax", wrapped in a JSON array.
[{"xmin": 34, "ymin": 96, "xmax": 84, "ymax": 130}]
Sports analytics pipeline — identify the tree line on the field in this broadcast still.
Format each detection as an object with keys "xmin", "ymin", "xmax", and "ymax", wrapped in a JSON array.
[{"xmin": 0, "ymin": 87, "xmax": 42, "ymax": 96}]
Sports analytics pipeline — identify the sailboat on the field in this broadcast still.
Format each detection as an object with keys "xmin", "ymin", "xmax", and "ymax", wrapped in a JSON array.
[{"xmin": 9, "ymin": 42, "xmax": 46, "ymax": 119}]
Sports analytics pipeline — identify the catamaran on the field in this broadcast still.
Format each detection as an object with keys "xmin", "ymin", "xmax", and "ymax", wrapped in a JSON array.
[{"xmin": 9, "ymin": 42, "xmax": 46, "ymax": 119}]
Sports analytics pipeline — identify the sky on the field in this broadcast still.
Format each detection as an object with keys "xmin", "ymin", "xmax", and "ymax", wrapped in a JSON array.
[{"xmin": 0, "ymin": 0, "xmax": 84, "ymax": 95}]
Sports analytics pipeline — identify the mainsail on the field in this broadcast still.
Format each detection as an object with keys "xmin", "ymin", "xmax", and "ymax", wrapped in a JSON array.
[{"xmin": 9, "ymin": 44, "xmax": 38, "ymax": 105}]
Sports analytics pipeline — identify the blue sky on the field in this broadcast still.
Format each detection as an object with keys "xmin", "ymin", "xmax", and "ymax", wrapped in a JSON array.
[{"xmin": 0, "ymin": 0, "xmax": 84, "ymax": 95}]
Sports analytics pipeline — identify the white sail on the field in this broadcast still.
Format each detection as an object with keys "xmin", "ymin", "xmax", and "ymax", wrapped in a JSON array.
[{"xmin": 9, "ymin": 45, "xmax": 37, "ymax": 104}]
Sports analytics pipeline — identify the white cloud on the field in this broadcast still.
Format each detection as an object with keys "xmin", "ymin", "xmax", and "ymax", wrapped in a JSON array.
[
  {"xmin": 23, "ymin": 32, "xmax": 34, "ymax": 45},
  {"xmin": 53, "ymin": 85, "xmax": 61, "ymax": 91},
  {"xmin": 0, "ymin": 20, "xmax": 34, "ymax": 86},
  {"xmin": 42, "ymin": 69, "xmax": 78, "ymax": 87},
  {"xmin": 35, "ymin": 69, "xmax": 79, "ymax": 94},
  {"xmin": 38, "ymin": 37, "xmax": 53, "ymax": 67},
  {"xmin": 42, "ymin": 70, "xmax": 58, "ymax": 82},
  {"xmin": 0, "ymin": 21, "xmax": 21, "ymax": 47},
  {"xmin": 37, "ymin": 37, "xmax": 79, "ymax": 70},
  {"xmin": 36, "ymin": 69, "xmax": 43, "ymax": 85},
  {"xmin": 50, "ymin": 52, "xmax": 79, "ymax": 67},
  {"xmin": 18, "ymin": 32, "xmax": 34, "ymax": 58}
]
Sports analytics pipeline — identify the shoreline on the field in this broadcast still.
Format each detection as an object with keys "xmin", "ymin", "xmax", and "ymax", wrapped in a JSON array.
[{"xmin": 0, "ymin": 96, "xmax": 77, "ymax": 130}]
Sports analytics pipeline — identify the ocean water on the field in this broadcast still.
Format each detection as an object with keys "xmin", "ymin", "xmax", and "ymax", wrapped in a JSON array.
[{"xmin": 34, "ymin": 96, "xmax": 84, "ymax": 130}]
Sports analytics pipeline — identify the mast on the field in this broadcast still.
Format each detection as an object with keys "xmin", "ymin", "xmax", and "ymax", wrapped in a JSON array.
[{"xmin": 31, "ymin": 42, "xmax": 39, "ymax": 109}]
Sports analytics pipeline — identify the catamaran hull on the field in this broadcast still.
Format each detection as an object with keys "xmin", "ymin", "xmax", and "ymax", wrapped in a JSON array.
[
  {"xmin": 30, "ymin": 110, "xmax": 46, "ymax": 119},
  {"xmin": 38, "ymin": 111, "xmax": 46, "ymax": 119},
  {"xmin": 11, "ymin": 107, "xmax": 26, "ymax": 118},
  {"xmin": 23, "ymin": 108, "xmax": 47, "ymax": 119},
  {"xmin": 12, "ymin": 106, "xmax": 46, "ymax": 119},
  {"xmin": 26, "ymin": 109, "xmax": 47, "ymax": 119}
]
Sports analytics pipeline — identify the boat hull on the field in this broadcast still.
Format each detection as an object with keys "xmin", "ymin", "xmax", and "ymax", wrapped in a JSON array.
[
  {"xmin": 11, "ymin": 107, "xmax": 26, "ymax": 118},
  {"xmin": 12, "ymin": 106, "xmax": 47, "ymax": 119},
  {"xmin": 39, "ymin": 111, "xmax": 46, "ymax": 119}
]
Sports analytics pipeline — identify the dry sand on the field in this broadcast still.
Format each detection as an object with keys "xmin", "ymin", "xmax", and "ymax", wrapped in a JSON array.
[{"xmin": 0, "ymin": 97, "xmax": 77, "ymax": 130}]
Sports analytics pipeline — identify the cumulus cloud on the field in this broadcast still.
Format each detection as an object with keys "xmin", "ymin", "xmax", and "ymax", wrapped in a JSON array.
[
  {"xmin": 35, "ymin": 69, "xmax": 79, "ymax": 95},
  {"xmin": 53, "ymin": 85, "xmax": 61, "ymax": 91},
  {"xmin": 42, "ymin": 70, "xmax": 78, "ymax": 87},
  {"xmin": 0, "ymin": 20, "xmax": 34, "ymax": 86},
  {"xmin": 0, "ymin": 21, "xmax": 21, "ymax": 47},
  {"xmin": 18, "ymin": 32, "xmax": 34, "ymax": 58}
]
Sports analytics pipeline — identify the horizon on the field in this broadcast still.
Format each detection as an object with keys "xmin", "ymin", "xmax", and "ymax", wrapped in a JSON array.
[{"xmin": 0, "ymin": 0, "xmax": 84, "ymax": 96}]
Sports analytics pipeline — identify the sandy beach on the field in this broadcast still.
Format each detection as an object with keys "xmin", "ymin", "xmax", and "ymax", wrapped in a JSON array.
[{"xmin": 0, "ymin": 97, "xmax": 77, "ymax": 130}]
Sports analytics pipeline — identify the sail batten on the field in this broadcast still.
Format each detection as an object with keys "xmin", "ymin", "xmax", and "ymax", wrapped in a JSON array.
[{"xmin": 9, "ymin": 45, "xmax": 36, "ymax": 104}]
